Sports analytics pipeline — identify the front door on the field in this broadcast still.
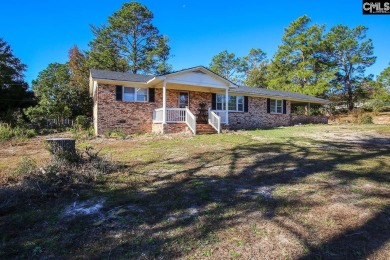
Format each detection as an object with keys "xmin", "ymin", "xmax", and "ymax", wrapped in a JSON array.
[{"xmin": 179, "ymin": 92, "xmax": 189, "ymax": 108}]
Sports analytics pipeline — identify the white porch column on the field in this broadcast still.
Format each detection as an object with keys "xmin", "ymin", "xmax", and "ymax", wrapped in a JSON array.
[
  {"xmin": 225, "ymin": 87, "xmax": 229, "ymax": 125},
  {"xmin": 162, "ymin": 78, "xmax": 167, "ymax": 124}
]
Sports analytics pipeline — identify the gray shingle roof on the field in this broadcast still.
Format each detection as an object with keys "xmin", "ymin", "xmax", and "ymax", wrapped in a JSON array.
[
  {"xmin": 90, "ymin": 69, "xmax": 154, "ymax": 83},
  {"xmin": 90, "ymin": 68, "xmax": 329, "ymax": 103},
  {"xmin": 231, "ymin": 85, "xmax": 329, "ymax": 103}
]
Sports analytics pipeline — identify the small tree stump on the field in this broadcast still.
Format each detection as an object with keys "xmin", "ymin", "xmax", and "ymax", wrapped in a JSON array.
[{"xmin": 46, "ymin": 138, "xmax": 76, "ymax": 159}]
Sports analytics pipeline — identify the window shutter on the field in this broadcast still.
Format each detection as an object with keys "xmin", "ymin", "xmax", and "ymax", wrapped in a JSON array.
[
  {"xmin": 283, "ymin": 100, "xmax": 287, "ymax": 114},
  {"xmin": 115, "ymin": 85, "xmax": 122, "ymax": 101},
  {"xmin": 244, "ymin": 96, "xmax": 249, "ymax": 112},
  {"xmin": 211, "ymin": 93, "xmax": 216, "ymax": 110},
  {"xmin": 149, "ymin": 88, "xmax": 155, "ymax": 102},
  {"xmin": 267, "ymin": 98, "xmax": 271, "ymax": 113}
]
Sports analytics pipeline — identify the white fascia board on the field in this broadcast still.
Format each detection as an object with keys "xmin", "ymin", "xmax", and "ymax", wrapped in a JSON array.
[
  {"xmin": 165, "ymin": 79, "xmax": 229, "ymax": 89},
  {"xmin": 230, "ymin": 91, "xmax": 328, "ymax": 104},
  {"xmin": 94, "ymin": 78, "xmax": 150, "ymax": 88},
  {"xmin": 93, "ymin": 81, "xmax": 98, "ymax": 98},
  {"xmin": 89, "ymin": 73, "xmax": 94, "ymax": 96},
  {"xmin": 146, "ymin": 77, "xmax": 163, "ymax": 85},
  {"xmin": 156, "ymin": 67, "xmax": 234, "ymax": 88}
]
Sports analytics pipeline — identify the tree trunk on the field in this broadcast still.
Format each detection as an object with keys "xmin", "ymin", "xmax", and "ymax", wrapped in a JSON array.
[
  {"xmin": 347, "ymin": 84, "xmax": 354, "ymax": 111},
  {"xmin": 46, "ymin": 138, "xmax": 76, "ymax": 159}
]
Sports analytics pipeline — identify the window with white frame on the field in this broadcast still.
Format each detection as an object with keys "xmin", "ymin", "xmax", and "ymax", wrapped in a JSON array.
[
  {"xmin": 216, "ymin": 94, "xmax": 225, "ymax": 110},
  {"xmin": 178, "ymin": 92, "xmax": 189, "ymax": 108},
  {"xmin": 270, "ymin": 99, "xmax": 283, "ymax": 114},
  {"xmin": 123, "ymin": 87, "xmax": 148, "ymax": 102},
  {"xmin": 237, "ymin": 96, "xmax": 244, "ymax": 111},
  {"xmin": 216, "ymin": 94, "xmax": 244, "ymax": 112},
  {"xmin": 228, "ymin": 96, "xmax": 236, "ymax": 110}
]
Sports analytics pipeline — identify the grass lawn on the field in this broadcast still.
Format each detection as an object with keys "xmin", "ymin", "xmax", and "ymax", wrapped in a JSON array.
[{"xmin": 1, "ymin": 124, "xmax": 390, "ymax": 259}]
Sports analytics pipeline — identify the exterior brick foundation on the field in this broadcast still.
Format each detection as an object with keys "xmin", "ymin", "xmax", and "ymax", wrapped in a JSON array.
[{"xmin": 152, "ymin": 123, "xmax": 190, "ymax": 134}]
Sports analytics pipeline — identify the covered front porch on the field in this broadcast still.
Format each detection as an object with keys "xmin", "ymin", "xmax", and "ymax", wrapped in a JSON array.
[
  {"xmin": 150, "ymin": 68, "xmax": 234, "ymax": 134},
  {"xmin": 152, "ymin": 107, "xmax": 228, "ymax": 134}
]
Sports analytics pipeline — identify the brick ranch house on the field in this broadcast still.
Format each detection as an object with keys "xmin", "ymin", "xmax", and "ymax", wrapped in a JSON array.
[{"xmin": 89, "ymin": 66, "xmax": 328, "ymax": 135}]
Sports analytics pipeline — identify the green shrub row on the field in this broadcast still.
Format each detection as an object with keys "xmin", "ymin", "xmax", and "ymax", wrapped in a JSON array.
[{"xmin": 0, "ymin": 125, "xmax": 36, "ymax": 142}]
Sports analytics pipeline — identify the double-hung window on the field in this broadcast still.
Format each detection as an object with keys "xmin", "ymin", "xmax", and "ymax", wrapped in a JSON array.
[
  {"xmin": 216, "ymin": 94, "xmax": 225, "ymax": 110},
  {"xmin": 123, "ymin": 87, "xmax": 148, "ymax": 102},
  {"xmin": 215, "ymin": 94, "xmax": 244, "ymax": 112},
  {"xmin": 178, "ymin": 92, "xmax": 189, "ymax": 108},
  {"xmin": 237, "ymin": 96, "xmax": 244, "ymax": 111},
  {"xmin": 270, "ymin": 99, "xmax": 283, "ymax": 114},
  {"xmin": 228, "ymin": 96, "xmax": 236, "ymax": 111}
]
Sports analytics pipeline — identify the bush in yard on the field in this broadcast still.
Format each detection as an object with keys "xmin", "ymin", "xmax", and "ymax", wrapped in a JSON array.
[
  {"xmin": 362, "ymin": 99, "xmax": 387, "ymax": 115},
  {"xmin": 361, "ymin": 114, "xmax": 373, "ymax": 124},
  {"xmin": 0, "ymin": 124, "xmax": 14, "ymax": 140},
  {"xmin": 104, "ymin": 128, "xmax": 127, "ymax": 139},
  {"xmin": 0, "ymin": 124, "xmax": 36, "ymax": 142},
  {"xmin": 11, "ymin": 157, "xmax": 37, "ymax": 178},
  {"xmin": 350, "ymin": 109, "xmax": 374, "ymax": 124},
  {"xmin": 74, "ymin": 115, "xmax": 90, "ymax": 130}
]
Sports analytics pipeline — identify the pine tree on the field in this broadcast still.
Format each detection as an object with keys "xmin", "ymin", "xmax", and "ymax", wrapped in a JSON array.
[
  {"xmin": 324, "ymin": 25, "xmax": 376, "ymax": 110},
  {"xmin": 267, "ymin": 16, "xmax": 333, "ymax": 97},
  {"xmin": 0, "ymin": 38, "xmax": 34, "ymax": 124},
  {"xmin": 87, "ymin": 2, "xmax": 171, "ymax": 74}
]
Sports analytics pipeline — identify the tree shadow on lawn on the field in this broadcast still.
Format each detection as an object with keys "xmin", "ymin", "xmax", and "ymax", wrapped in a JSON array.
[{"xmin": 1, "ymin": 135, "xmax": 390, "ymax": 258}]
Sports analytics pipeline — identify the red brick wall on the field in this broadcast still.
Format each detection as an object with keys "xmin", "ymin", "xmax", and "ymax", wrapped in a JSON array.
[
  {"xmin": 228, "ymin": 97, "xmax": 292, "ymax": 129},
  {"xmin": 95, "ymin": 85, "xmax": 213, "ymax": 135},
  {"xmin": 95, "ymin": 84, "xmax": 314, "ymax": 134},
  {"xmin": 152, "ymin": 123, "xmax": 190, "ymax": 134},
  {"xmin": 154, "ymin": 89, "xmax": 212, "ymax": 114},
  {"xmin": 96, "ymin": 84, "xmax": 157, "ymax": 135}
]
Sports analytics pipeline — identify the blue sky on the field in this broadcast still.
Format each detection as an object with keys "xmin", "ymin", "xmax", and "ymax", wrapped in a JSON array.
[{"xmin": 1, "ymin": 0, "xmax": 389, "ymax": 86}]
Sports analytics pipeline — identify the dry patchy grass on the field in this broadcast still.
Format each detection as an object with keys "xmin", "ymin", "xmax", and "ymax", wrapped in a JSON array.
[{"xmin": 1, "ymin": 124, "xmax": 390, "ymax": 259}]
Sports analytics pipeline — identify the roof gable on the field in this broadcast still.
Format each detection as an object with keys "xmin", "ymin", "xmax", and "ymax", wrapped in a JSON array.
[{"xmin": 159, "ymin": 66, "xmax": 236, "ymax": 89}]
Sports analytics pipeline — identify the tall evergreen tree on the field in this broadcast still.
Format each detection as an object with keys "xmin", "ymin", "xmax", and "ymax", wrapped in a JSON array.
[
  {"xmin": 87, "ymin": 2, "xmax": 171, "ymax": 74},
  {"xmin": 87, "ymin": 25, "xmax": 130, "ymax": 72},
  {"xmin": 209, "ymin": 50, "xmax": 245, "ymax": 84},
  {"xmin": 323, "ymin": 25, "xmax": 376, "ymax": 110},
  {"xmin": 377, "ymin": 63, "xmax": 390, "ymax": 89},
  {"xmin": 0, "ymin": 38, "xmax": 34, "ymax": 124},
  {"xmin": 267, "ymin": 16, "xmax": 333, "ymax": 97},
  {"xmin": 155, "ymin": 36, "xmax": 173, "ymax": 75},
  {"xmin": 372, "ymin": 64, "xmax": 390, "ymax": 105},
  {"xmin": 243, "ymin": 48, "xmax": 269, "ymax": 87}
]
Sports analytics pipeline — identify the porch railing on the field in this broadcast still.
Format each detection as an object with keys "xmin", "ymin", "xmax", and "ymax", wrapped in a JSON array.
[
  {"xmin": 185, "ymin": 107, "xmax": 196, "ymax": 134},
  {"xmin": 166, "ymin": 108, "xmax": 186, "ymax": 122},
  {"xmin": 153, "ymin": 108, "xmax": 196, "ymax": 134},
  {"xmin": 153, "ymin": 107, "xmax": 225, "ymax": 135},
  {"xmin": 153, "ymin": 108, "xmax": 186, "ymax": 123},
  {"xmin": 208, "ymin": 110, "xmax": 221, "ymax": 133},
  {"xmin": 211, "ymin": 110, "xmax": 227, "ymax": 124},
  {"xmin": 153, "ymin": 108, "xmax": 164, "ymax": 122}
]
